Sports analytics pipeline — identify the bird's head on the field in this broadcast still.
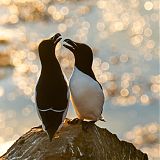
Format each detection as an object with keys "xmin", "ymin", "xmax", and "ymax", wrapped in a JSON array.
[
  {"xmin": 38, "ymin": 33, "xmax": 62, "ymax": 64},
  {"xmin": 63, "ymin": 39, "xmax": 93, "ymax": 69}
]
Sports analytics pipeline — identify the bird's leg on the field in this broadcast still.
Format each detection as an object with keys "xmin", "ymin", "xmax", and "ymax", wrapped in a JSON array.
[
  {"xmin": 89, "ymin": 120, "xmax": 96, "ymax": 124},
  {"xmin": 64, "ymin": 118, "xmax": 71, "ymax": 123},
  {"xmin": 82, "ymin": 121, "xmax": 96, "ymax": 132},
  {"xmin": 68, "ymin": 118, "xmax": 81, "ymax": 124},
  {"xmin": 32, "ymin": 125, "xmax": 42, "ymax": 129}
]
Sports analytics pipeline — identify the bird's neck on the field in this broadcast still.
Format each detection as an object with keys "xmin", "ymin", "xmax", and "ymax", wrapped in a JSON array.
[
  {"xmin": 75, "ymin": 57, "xmax": 92, "ymax": 70},
  {"xmin": 74, "ymin": 64, "xmax": 102, "ymax": 89},
  {"xmin": 41, "ymin": 57, "xmax": 61, "ymax": 73},
  {"xmin": 75, "ymin": 62, "xmax": 96, "ymax": 81}
]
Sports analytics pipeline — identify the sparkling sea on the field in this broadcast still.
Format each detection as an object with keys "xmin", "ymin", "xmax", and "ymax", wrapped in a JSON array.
[{"xmin": 0, "ymin": 0, "xmax": 159, "ymax": 159}]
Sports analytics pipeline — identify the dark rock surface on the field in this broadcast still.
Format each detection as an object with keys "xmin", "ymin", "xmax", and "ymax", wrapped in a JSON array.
[{"xmin": 0, "ymin": 119, "xmax": 148, "ymax": 160}]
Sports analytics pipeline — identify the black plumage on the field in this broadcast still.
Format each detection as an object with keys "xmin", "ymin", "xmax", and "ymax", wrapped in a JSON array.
[
  {"xmin": 63, "ymin": 39, "xmax": 102, "ymax": 88},
  {"xmin": 63, "ymin": 39, "xmax": 105, "ymax": 122},
  {"xmin": 36, "ymin": 33, "xmax": 69, "ymax": 141}
]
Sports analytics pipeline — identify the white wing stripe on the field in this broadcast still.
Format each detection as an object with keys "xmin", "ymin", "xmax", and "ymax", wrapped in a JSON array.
[{"xmin": 38, "ymin": 108, "xmax": 66, "ymax": 112}]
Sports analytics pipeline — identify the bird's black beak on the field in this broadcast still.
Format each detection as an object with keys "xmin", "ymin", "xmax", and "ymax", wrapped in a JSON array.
[
  {"xmin": 63, "ymin": 39, "xmax": 78, "ymax": 53},
  {"xmin": 50, "ymin": 33, "xmax": 62, "ymax": 45},
  {"xmin": 50, "ymin": 33, "xmax": 61, "ymax": 40}
]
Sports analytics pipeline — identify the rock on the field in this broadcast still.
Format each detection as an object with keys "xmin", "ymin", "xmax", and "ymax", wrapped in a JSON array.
[{"xmin": 0, "ymin": 120, "xmax": 148, "ymax": 160}]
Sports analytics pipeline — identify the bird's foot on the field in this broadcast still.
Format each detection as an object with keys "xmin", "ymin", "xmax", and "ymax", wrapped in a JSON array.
[
  {"xmin": 32, "ymin": 125, "xmax": 42, "ymax": 129},
  {"xmin": 67, "ymin": 118, "xmax": 82, "ymax": 124},
  {"xmin": 64, "ymin": 118, "xmax": 72, "ymax": 124},
  {"xmin": 99, "ymin": 117, "xmax": 106, "ymax": 122},
  {"xmin": 100, "ymin": 119, "xmax": 106, "ymax": 122},
  {"xmin": 82, "ymin": 121, "xmax": 96, "ymax": 132}
]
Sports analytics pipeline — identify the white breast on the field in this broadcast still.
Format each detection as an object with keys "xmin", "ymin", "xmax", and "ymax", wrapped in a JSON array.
[{"xmin": 69, "ymin": 67, "xmax": 104, "ymax": 121}]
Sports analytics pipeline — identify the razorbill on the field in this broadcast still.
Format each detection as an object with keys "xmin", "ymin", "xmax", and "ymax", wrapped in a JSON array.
[
  {"xmin": 35, "ymin": 33, "xmax": 69, "ymax": 141},
  {"xmin": 63, "ymin": 39, "xmax": 105, "ymax": 122}
]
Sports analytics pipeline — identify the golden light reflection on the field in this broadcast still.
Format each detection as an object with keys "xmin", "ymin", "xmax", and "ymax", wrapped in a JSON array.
[
  {"xmin": 101, "ymin": 62, "xmax": 109, "ymax": 71},
  {"xmin": 140, "ymin": 94, "xmax": 150, "ymax": 105},
  {"xmin": 150, "ymin": 13, "xmax": 159, "ymax": 22},
  {"xmin": 130, "ymin": 35, "xmax": 143, "ymax": 46},
  {"xmin": 151, "ymin": 84, "xmax": 160, "ymax": 93},
  {"xmin": 144, "ymin": 1, "xmax": 153, "ymax": 11},
  {"xmin": 120, "ymin": 88, "xmax": 129, "ymax": 97},
  {"xmin": 77, "ymin": 6, "xmax": 90, "ymax": 15},
  {"xmin": 153, "ymin": 0, "xmax": 160, "ymax": 10},
  {"xmin": 97, "ymin": 22, "xmax": 105, "ymax": 31},
  {"xmin": 58, "ymin": 23, "xmax": 67, "ymax": 33},
  {"xmin": 9, "ymin": 4, "xmax": 18, "ymax": 15},
  {"xmin": 109, "ymin": 56, "xmax": 119, "ymax": 65},
  {"xmin": 144, "ymin": 28, "xmax": 152, "ymax": 37},
  {"xmin": 113, "ymin": 21, "xmax": 124, "ymax": 32},
  {"xmin": 27, "ymin": 52, "xmax": 36, "ymax": 61},
  {"xmin": 120, "ymin": 54, "xmax": 129, "ymax": 63},
  {"xmin": 125, "ymin": 123, "xmax": 160, "ymax": 159},
  {"xmin": 0, "ymin": 0, "xmax": 11, "ymax": 5},
  {"xmin": 132, "ymin": 85, "xmax": 141, "ymax": 95},
  {"xmin": 130, "ymin": 0, "xmax": 139, "ymax": 8},
  {"xmin": 106, "ymin": 82, "xmax": 117, "ymax": 97},
  {"xmin": 9, "ymin": 14, "xmax": 19, "ymax": 24},
  {"xmin": 97, "ymin": 0, "xmax": 107, "ymax": 9},
  {"xmin": 60, "ymin": 6, "xmax": 69, "ymax": 16},
  {"xmin": 47, "ymin": 5, "xmax": 56, "ymax": 15},
  {"xmin": 120, "ymin": 13, "xmax": 130, "ymax": 27},
  {"xmin": 22, "ymin": 105, "xmax": 32, "ymax": 116},
  {"xmin": 30, "ymin": 64, "xmax": 38, "ymax": 73},
  {"xmin": 122, "ymin": 76, "xmax": 130, "ymax": 85},
  {"xmin": 150, "ymin": 75, "xmax": 160, "ymax": 96},
  {"xmin": 65, "ymin": 18, "xmax": 74, "ymax": 28},
  {"xmin": 112, "ymin": 95, "xmax": 136, "ymax": 106},
  {"xmin": 146, "ymin": 40, "xmax": 155, "ymax": 49}
]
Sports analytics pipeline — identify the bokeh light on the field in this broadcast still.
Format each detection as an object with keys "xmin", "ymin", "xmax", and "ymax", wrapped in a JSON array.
[
  {"xmin": 124, "ymin": 123, "xmax": 160, "ymax": 159},
  {"xmin": 0, "ymin": 0, "xmax": 159, "ymax": 158}
]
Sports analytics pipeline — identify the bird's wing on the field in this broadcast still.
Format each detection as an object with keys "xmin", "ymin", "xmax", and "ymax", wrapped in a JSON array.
[
  {"xmin": 62, "ymin": 88, "xmax": 70, "ymax": 122},
  {"xmin": 61, "ymin": 71, "xmax": 70, "ymax": 122}
]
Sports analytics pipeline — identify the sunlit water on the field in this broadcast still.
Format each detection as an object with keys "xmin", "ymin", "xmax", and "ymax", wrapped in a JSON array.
[{"xmin": 0, "ymin": 0, "xmax": 159, "ymax": 159}]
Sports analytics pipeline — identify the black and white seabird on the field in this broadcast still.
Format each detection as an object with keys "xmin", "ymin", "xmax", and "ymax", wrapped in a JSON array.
[
  {"xmin": 63, "ymin": 39, "xmax": 105, "ymax": 123},
  {"xmin": 35, "ymin": 33, "xmax": 69, "ymax": 141}
]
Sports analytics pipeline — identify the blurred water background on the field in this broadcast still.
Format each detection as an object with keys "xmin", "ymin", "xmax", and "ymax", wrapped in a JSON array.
[{"xmin": 0, "ymin": 0, "xmax": 159, "ymax": 159}]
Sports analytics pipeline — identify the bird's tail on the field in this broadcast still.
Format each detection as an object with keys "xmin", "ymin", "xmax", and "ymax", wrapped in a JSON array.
[
  {"xmin": 46, "ymin": 128, "xmax": 57, "ymax": 142},
  {"xmin": 99, "ymin": 115, "xmax": 106, "ymax": 122}
]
